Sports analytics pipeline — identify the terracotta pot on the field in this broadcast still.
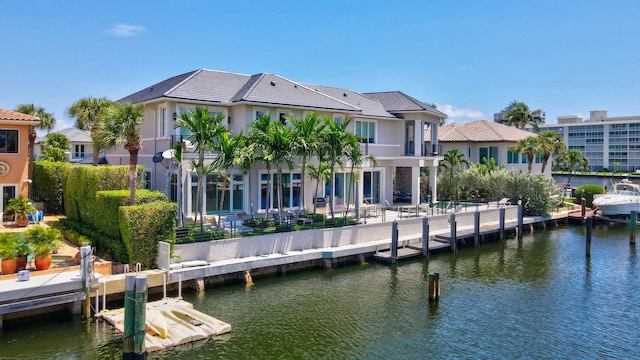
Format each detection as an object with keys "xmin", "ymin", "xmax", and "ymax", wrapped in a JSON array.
[
  {"xmin": 1, "ymin": 258, "xmax": 17, "ymax": 275},
  {"xmin": 15, "ymin": 215, "xmax": 29, "ymax": 227},
  {"xmin": 16, "ymin": 255, "xmax": 28, "ymax": 271},
  {"xmin": 34, "ymin": 254, "xmax": 52, "ymax": 271}
]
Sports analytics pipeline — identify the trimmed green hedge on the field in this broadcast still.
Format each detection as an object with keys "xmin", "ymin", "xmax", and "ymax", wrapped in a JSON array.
[
  {"xmin": 119, "ymin": 201, "xmax": 177, "ymax": 269},
  {"xmin": 33, "ymin": 161, "xmax": 66, "ymax": 214},
  {"xmin": 95, "ymin": 190, "xmax": 168, "ymax": 240},
  {"xmin": 55, "ymin": 218, "xmax": 129, "ymax": 263},
  {"xmin": 574, "ymin": 184, "xmax": 605, "ymax": 208}
]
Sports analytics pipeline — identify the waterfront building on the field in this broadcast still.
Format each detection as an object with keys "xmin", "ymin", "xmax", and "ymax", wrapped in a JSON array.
[
  {"xmin": 114, "ymin": 69, "xmax": 446, "ymax": 219},
  {"xmin": 425, "ymin": 120, "xmax": 548, "ymax": 176},
  {"xmin": 539, "ymin": 110, "xmax": 640, "ymax": 172},
  {"xmin": 0, "ymin": 108, "xmax": 40, "ymax": 222},
  {"xmin": 33, "ymin": 128, "xmax": 93, "ymax": 163}
]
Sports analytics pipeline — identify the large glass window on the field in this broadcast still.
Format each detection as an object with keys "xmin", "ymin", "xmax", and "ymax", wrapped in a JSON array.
[
  {"xmin": 0, "ymin": 130, "xmax": 18, "ymax": 153},
  {"xmin": 507, "ymin": 150, "xmax": 519, "ymax": 164},
  {"xmin": 363, "ymin": 171, "xmax": 381, "ymax": 204},
  {"xmin": 356, "ymin": 121, "xmax": 375, "ymax": 144},
  {"xmin": 479, "ymin": 147, "xmax": 499, "ymax": 164},
  {"xmin": 160, "ymin": 107, "xmax": 167, "ymax": 137},
  {"xmin": 191, "ymin": 172, "xmax": 244, "ymax": 214},
  {"xmin": 260, "ymin": 172, "xmax": 301, "ymax": 209}
]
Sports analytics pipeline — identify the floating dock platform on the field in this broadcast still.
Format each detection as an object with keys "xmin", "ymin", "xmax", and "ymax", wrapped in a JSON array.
[{"xmin": 96, "ymin": 298, "xmax": 231, "ymax": 352}]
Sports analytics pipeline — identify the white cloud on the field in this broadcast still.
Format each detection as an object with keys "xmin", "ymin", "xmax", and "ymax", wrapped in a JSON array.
[
  {"xmin": 436, "ymin": 104, "xmax": 483, "ymax": 120},
  {"xmin": 107, "ymin": 23, "xmax": 146, "ymax": 37}
]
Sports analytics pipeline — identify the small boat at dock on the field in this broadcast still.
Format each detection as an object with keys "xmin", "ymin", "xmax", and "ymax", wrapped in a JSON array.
[{"xmin": 592, "ymin": 180, "xmax": 640, "ymax": 216}]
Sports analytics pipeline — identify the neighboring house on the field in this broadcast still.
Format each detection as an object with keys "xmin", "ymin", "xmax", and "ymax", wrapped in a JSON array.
[
  {"xmin": 0, "ymin": 108, "xmax": 40, "ymax": 222},
  {"xmin": 115, "ymin": 69, "xmax": 446, "ymax": 219},
  {"xmin": 539, "ymin": 110, "xmax": 640, "ymax": 172},
  {"xmin": 34, "ymin": 127, "xmax": 93, "ymax": 163},
  {"xmin": 425, "ymin": 120, "xmax": 547, "ymax": 175}
]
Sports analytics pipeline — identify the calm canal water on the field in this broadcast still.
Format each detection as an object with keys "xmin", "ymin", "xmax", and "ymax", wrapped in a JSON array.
[{"xmin": 1, "ymin": 224, "xmax": 639, "ymax": 359}]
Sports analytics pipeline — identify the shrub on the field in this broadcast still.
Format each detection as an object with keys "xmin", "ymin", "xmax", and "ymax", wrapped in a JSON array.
[
  {"xmin": 574, "ymin": 184, "xmax": 605, "ymax": 208},
  {"xmin": 33, "ymin": 161, "xmax": 65, "ymax": 214}
]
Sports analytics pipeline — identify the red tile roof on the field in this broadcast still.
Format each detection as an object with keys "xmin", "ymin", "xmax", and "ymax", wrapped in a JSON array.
[{"xmin": 0, "ymin": 108, "xmax": 40, "ymax": 122}]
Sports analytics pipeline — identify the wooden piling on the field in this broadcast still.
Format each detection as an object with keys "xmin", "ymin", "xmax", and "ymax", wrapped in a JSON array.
[
  {"xmin": 80, "ymin": 244, "xmax": 92, "ymax": 320},
  {"xmin": 123, "ymin": 274, "xmax": 136, "ymax": 359},
  {"xmin": 133, "ymin": 275, "xmax": 148, "ymax": 359},
  {"xmin": 517, "ymin": 200, "xmax": 523, "ymax": 239},
  {"xmin": 390, "ymin": 221, "xmax": 398, "ymax": 264},
  {"xmin": 422, "ymin": 217, "xmax": 429, "ymax": 258},
  {"xmin": 631, "ymin": 211, "xmax": 637, "ymax": 245},
  {"xmin": 450, "ymin": 214, "xmax": 457, "ymax": 252},
  {"xmin": 499, "ymin": 208, "xmax": 505, "ymax": 241},
  {"xmin": 474, "ymin": 211, "xmax": 480, "ymax": 247},
  {"xmin": 428, "ymin": 273, "xmax": 440, "ymax": 301},
  {"xmin": 586, "ymin": 216, "xmax": 592, "ymax": 257},
  {"xmin": 581, "ymin": 198, "xmax": 586, "ymax": 218}
]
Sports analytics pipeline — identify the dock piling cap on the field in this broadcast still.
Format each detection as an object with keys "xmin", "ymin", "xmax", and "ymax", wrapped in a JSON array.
[{"xmin": 135, "ymin": 275, "xmax": 148, "ymax": 292}]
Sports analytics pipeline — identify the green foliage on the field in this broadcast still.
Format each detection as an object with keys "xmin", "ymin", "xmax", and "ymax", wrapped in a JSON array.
[
  {"xmin": 94, "ymin": 189, "xmax": 168, "ymax": 240},
  {"xmin": 119, "ymin": 201, "xmax": 177, "ymax": 269},
  {"xmin": 22, "ymin": 226, "xmax": 63, "ymax": 257},
  {"xmin": 0, "ymin": 233, "xmax": 22, "ymax": 259},
  {"xmin": 5, "ymin": 196, "xmax": 36, "ymax": 218},
  {"xmin": 62, "ymin": 164, "xmax": 136, "ymax": 223},
  {"xmin": 33, "ymin": 161, "xmax": 65, "ymax": 214},
  {"xmin": 56, "ymin": 218, "xmax": 128, "ymax": 263},
  {"xmin": 574, "ymin": 184, "xmax": 605, "ymax": 208}
]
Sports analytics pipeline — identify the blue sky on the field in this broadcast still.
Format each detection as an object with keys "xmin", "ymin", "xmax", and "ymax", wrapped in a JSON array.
[{"xmin": 1, "ymin": 0, "xmax": 639, "ymax": 134}]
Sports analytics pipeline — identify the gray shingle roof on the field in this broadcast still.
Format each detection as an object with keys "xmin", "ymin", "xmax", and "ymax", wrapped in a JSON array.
[
  {"xmin": 35, "ymin": 127, "xmax": 91, "ymax": 144},
  {"xmin": 364, "ymin": 91, "xmax": 447, "ymax": 117},
  {"xmin": 430, "ymin": 120, "xmax": 536, "ymax": 143},
  {"xmin": 118, "ymin": 69, "xmax": 443, "ymax": 117},
  {"xmin": 303, "ymin": 84, "xmax": 395, "ymax": 118}
]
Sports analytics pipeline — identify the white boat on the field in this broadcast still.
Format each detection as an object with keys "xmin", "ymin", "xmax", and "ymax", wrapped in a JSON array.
[{"xmin": 593, "ymin": 180, "xmax": 640, "ymax": 216}]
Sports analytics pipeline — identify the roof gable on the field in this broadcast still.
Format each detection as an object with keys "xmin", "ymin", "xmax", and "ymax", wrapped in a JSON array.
[
  {"xmin": 118, "ymin": 70, "xmax": 198, "ymax": 103},
  {"xmin": 35, "ymin": 127, "xmax": 91, "ymax": 144},
  {"xmin": 432, "ymin": 120, "xmax": 536, "ymax": 142},
  {"xmin": 364, "ymin": 91, "xmax": 446, "ymax": 117},
  {"xmin": 233, "ymin": 74, "xmax": 360, "ymax": 112},
  {"xmin": 303, "ymin": 84, "xmax": 395, "ymax": 118},
  {"xmin": 0, "ymin": 108, "xmax": 40, "ymax": 122}
]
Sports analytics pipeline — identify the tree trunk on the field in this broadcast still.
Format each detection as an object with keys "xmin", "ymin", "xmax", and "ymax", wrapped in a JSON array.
[
  {"xmin": 277, "ymin": 167, "xmax": 284, "ymax": 224},
  {"xmin": 128, "ymin": 149, "xmax": 138, "ymax": 205},
  {"xmin": 329, "ymin": 167, "xmax": 335, "ymax": 219},
  {"xmin": 300, "ymin": 154, "xmax": 307, "ymax": 212}
]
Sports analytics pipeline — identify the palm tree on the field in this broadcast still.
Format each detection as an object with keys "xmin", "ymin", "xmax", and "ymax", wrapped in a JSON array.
[
  {"xmin": 211, "ymin": 131, "xmax": 237, "ymax": 230},
  {"xmin": 233, "ymin": 133, "xmax": 257, "ymax": 217},
  {"xmin": 558, "ymin": 149, "xmax": 585, "ymax": 185},
  {"xmin": 174, "ymin": 107, "xmax": 227, "ymax": 232},
  {"xmin": 262, "ymin": 119, "xmax": 293, "ymax": 224},
  {"xmin": 537, "ymin": 131, "xmax": 566, "ymax": 173},
  {"xmin": 66, "ymin": 97, "xmax": 113, "ymax": 166},
  {"xmin": 499, "ymin": 100, "xmax": 545, "ymax": 132},
  {"xmin": 92, "ymin": 102, "xmax": 144, "ymax": 205},
  {"xmin": 511, "ymin": 136, "xmax": 539, "ymax": 173},
  {"xmin": 438, "ymin": 148, "xmax": 470, "ymax": 202},
  {"xmin": 172, "ymin": 143, "xmax": 185, "ymax": 226},
  {"xmin": 291, "ymin": 112, "xmax": 326, "ymax": 211},
  {"xmin": 15, "ymin": 103, "xmax": 56, "ymax": 198},
  {"xmin": 250, "ymin": 115, "xmax": 275, "ymax": 216},
  {"xmin": 322, "ymin": 116, "xmax": 352, "ymax": 219},
  {"xmin": 344, "ymin": 136, "xmax": 378, "ymax": 216},
  {"xmin": 306, "ymin": 161, "xmax": 331, "ymax": 216},
  {"xmin": 41, "ymin": 133, "xmax": 70, "ymax": 162}
]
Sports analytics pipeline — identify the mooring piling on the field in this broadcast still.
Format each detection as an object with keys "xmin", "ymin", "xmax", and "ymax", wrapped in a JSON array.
[
  {"xmin": 630, "ymin": 211, "xmax": 637, "ymax": 245},
  {"xmin": 390, "ymin": 221, "xmax": 398, "ymax": 264},
  {"xmin": 586, "ymin": 216, "xmax": 593, "ymax": 257},
  {"xmin": 428, "ymin": 273, "xmax": 440, "ymax": 301}
]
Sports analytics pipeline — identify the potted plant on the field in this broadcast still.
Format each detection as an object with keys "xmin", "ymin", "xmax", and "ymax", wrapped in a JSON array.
[
  {"xmin": 0, "ymin": 233, "xmax": 21, "ymax": 274},
  {"xmin": 23, "ymin": 225, "xmax": 62, "ymax": 271},
  {"xmin": 5, "ymin": 196, "xmax": 36, "ymax": 227}
]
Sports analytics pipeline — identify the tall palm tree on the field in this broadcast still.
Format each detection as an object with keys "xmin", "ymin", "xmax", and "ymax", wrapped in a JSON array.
[
  {"xmin": 15, "ymin": 103, "xmax": 56, "ymax": 198},
  {"xmin": 174, "ymin": 107, "xmax": 227, "ymax": 232},
  {"xmin": 557, "ymin": 148, "xmax": 585, "ymax": 185},
  {"xmin": 322, "ymin": 116, "xmax": 352, "ymax": 219},
  {"xmin": 92, "ymin": 102, "xmax": 144, "ymax": 205},
  {"xmin": 66, "ymin": 97, "xmax": 113, "ymax": 166},
  {"xmin": 250, "ymin": 115, "xmax": 275, "ymax": 216},
  {"xmin": 306, "ymin": 161, "xmax": 331, "ymax": 216},
  {"xmin": 262, "ymin": 119, "xmax": 293, "ymax": 223},
  {"xmin": 344, "ymin": 136, "xmax": 378, "ymax": 216},
  {"xmin": 211, "ymin": 131, "xmax": 237, "ymax": 230},
  {"xmin": 172, "ymin": 143, "xmax": 185, "ymax": 226},
  {"xmin": 537, "ymin": 131, "xmax": 566, "ymax": 174},
  {"xmin": 499, "ymin": 100, "xmax": 545, "ymax": 132},
  {"xmin": 438, "ymin": 148, "xmax": 470, "ymax": 202},
  {"xmin": 511, "ymin": 136, "xmax": 539, "ymax": 173},
  {"xmin": 291, "ymin": 112, "xmax": 326, "ymax": 211},
  {"xmin": 233, "ymin": 133, "xmax": 257, "ymax": 217}
]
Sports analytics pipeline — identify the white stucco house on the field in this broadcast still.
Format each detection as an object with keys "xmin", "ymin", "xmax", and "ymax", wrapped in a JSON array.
[
  {"xmin": 34, "ymin": 127, "xmax": 93, "ymax": 163},
  {"xmin": 425, "ymin": 120, "xmax": 549, "ymax": 176},
  {"xmin": 113, "ymin": 69, "xmax": 446, "ymax": 219}
]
